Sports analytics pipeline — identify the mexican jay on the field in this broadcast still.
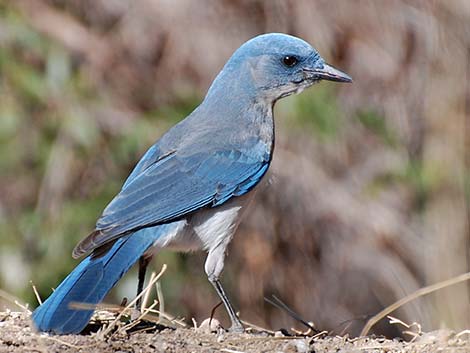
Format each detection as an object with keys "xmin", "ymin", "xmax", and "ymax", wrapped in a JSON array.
[{"xmin": 32, "ymin": 33, "xmax": 351, "ymax": 334}]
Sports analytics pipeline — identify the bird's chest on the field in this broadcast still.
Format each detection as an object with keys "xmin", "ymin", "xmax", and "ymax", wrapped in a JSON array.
[
  {"xmin": 242, "ymin": 104, "xmax": 274, "ymax": 154},
  {"xmin": 203, "ymin": 103, "xmax": 274, "ymax": 156},
  {"xmin": 161, "ymin": 192, "xmax": 255, "ymax": 253},
  {"xmin": 191, "ymin": 193, "xmax": 254, "ymax": 250}
]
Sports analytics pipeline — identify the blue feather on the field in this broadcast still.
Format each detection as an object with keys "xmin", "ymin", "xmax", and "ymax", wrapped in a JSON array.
[
  {"xmin": 82, "ymin": 146, "xmax": 270, "ymax": 252},
  {"xmin": 32, "ymin": 223, "xmax": 178, "ymax": 334}
]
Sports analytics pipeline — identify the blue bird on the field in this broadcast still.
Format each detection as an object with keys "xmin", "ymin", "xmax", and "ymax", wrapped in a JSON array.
[{"xmin": 32, "ymin": 33, "xmax": 351, "ymax": 334}]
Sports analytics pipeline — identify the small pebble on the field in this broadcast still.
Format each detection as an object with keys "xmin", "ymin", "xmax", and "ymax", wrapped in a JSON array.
[
  {"xmin": 198, "ymin": 318, "xmax": 221, "ymax": 333},
  {"xmin": 283, "ymin": 339, "xmax": 309, "ymax": 353}
]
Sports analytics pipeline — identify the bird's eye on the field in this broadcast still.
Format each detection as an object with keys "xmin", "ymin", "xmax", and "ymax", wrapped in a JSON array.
[{"xmin": 282, "ymin": 55, "xmax": 298, "ymax": 67}]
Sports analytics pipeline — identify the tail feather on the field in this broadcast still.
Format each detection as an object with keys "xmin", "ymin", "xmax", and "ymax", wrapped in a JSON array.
[{"xmin": 32, "ymin": 224, "xmax": 176, "ymax": 334}]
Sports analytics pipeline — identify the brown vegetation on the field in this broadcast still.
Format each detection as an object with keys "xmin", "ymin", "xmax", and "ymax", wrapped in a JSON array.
[{"xmin": 0, "ymin": 0, "xmax": 469, "ymax": 339}]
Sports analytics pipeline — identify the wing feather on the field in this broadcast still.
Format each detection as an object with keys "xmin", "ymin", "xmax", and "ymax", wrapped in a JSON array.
[{"xmin": 73, "ymin": 146, "xmax": 269, "ymax": 257}]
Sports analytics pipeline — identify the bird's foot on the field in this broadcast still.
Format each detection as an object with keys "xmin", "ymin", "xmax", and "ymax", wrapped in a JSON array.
[{"xmin": 228, "ymin": 320, "xmax": 244, "ymax": 333}]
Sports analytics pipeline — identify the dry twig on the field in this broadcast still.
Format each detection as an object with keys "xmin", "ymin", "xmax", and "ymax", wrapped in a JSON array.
[
  {"xmin": 97, "ymin": 264, "xmax": 167, "ymax": 339},
  {"xmin": 30, "ymin": 281, "xmax": 42, "ymax": 305},
  {"xmin": 140, "ymin": 271, "xmax": 156, "ymax": 314},
  {"xmin": 0, "ymin": 289, "xmax": 30, "ymax": 312},
  {"xmin": 361, "ymin": 271, "xmax": 470, "ymax": 336}
]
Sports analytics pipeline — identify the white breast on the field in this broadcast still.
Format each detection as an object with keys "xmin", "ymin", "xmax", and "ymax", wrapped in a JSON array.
[
  {"xmin": 190, "ymin": 196, "xmax": 247, "ymax": 252},
  {"xmin": 150, "ymin": 192, "xmax": 254, "ymax": 254}
]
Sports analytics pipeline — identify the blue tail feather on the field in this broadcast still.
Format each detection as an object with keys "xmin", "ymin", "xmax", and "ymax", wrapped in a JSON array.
[{"xmin": 32, "ymin": 224, "xmax": 175, "ymax": 334}]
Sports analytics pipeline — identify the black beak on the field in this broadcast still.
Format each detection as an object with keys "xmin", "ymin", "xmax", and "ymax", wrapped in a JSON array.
[{"xmin": 304, "ymin": 63, "xmax": 352, "ymax": 83}]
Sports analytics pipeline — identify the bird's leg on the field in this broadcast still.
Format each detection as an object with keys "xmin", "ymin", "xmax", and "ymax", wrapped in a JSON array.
[
  {"xmin": 135, "ymin": 254, "xmax": 152, "ymax": 310},
  {"xmin": 209, "ymin": 276, "xmax": 244, "ymax": 333},
  {"xmin": 205, "ymin": 241, "xmax": 244, "ymax": 332}
]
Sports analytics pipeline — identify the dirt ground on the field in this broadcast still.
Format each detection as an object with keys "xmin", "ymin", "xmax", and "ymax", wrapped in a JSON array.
[{"xmin": 1, "ymin": 311, "xmax": 469, "ymax": 353}]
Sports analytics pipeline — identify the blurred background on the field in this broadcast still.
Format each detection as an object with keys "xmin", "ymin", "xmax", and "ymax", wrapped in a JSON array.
[{"xmin": 1, "ymin": 0, "xmax": 469, "ymax": 337}]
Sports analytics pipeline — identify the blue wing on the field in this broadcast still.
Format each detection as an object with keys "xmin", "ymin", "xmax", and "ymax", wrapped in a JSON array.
[{"xmin": 73, "ymin": 144, "xmax": 270, "ymax": 257}]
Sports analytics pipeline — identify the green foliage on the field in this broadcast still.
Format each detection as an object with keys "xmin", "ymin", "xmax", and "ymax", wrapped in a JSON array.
[
  {"xmin": 278, "ymin": 84, "xmax": 342, "ymax": 139},
  {"xmin": 356, "ymin": 109, "xmax": 397, "ymax": 147}
]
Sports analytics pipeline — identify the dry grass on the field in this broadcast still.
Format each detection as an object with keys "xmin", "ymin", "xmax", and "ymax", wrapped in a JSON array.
[
  {"xmin": 361, "ymin": 272, "xmax": 470, "ymax": 336},
  {"xmin": 1, "ymin": 266, "xmax": 470, "ymax": 352},
  {"xmin": 1, "ymin": 310, "xmax": 469, "ymax": 353}
]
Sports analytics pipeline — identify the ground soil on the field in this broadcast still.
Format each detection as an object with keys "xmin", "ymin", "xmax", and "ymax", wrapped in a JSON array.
[{"xmin": 1, "ymin": 311, "xmax": 469, "ymax": 353}]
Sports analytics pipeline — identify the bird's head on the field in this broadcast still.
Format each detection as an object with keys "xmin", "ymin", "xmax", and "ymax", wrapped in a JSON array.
[{"xmin": 210, "ymin": 33, "xmax": 352, "ymax": 103}]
